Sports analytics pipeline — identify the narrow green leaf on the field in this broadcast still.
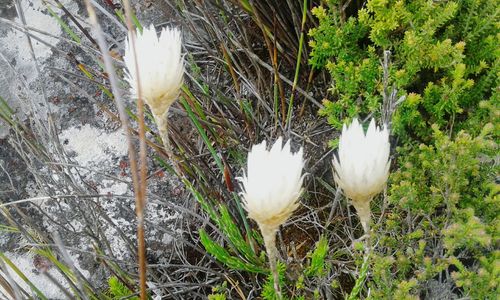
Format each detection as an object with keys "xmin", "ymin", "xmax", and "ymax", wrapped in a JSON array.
[
  {"xmin": 180, "ymin": 97, "xmax": 225, "ymax": 174},
  {"xmin": 0, "ymin": 252, "xmax": 48, "ymax": 300},
  {"xmin": 45, "ymin": 5, "xmax": 81, "ymax": 43},
  {"xmin": 199, "ymin": 229, "xmax": 265, "ymax": 274}
]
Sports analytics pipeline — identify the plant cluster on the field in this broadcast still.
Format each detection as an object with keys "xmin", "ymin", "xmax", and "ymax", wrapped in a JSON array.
[
  {"xmin": 0, "ymin": 0, "xmax": 497, "ymax": 299},
  {"xmin": 370, "ymin": 123, "xmax": 498, "ymax": 298},
  {"xmin": 0, "ymin": 0, "xmax": 326, "ymax": 298},
  {"xmin": 301, "ymin": 0, "xmax": 499, "ymax": 298},
  {"xmin": 309, "ymin": 0, "xmax": 498, "ymax": 141}
]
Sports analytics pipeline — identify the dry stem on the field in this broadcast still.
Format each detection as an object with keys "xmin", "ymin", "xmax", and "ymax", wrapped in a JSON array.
[
  {"xmin": 120, "ymin": 0, "xmax": 149, "ymax": 297},
  {"xmin": 85, "ymin": 0, "xmax": 149, "ymax": 298}
]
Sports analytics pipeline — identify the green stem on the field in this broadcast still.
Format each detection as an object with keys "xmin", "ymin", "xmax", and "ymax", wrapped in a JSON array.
[
  {"xmin": 348, "ymin": 197, "xmax": 373, "ymax": 299},
  {"xmin": 285, "ymin": 0, "xmax": 308, "ymax": 128},
  {"xmin": 352, "ymin": 197, "xmax": 372, "ymax": 236},
  {"xmin": 261, "ymin": 224, "xmax": 282, "ymax": 299},
  {"xmin": 347, "ymin": 249, "xmax": 371, "ymax": 300},
  {"xmin": 154, "ymin": 111, "xmax": 182, "ymax": 176}
]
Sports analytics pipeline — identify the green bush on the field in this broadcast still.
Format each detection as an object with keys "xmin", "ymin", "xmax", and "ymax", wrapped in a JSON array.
[
  {"xmin": 309, "ymin": 0, "xmax": 499, "ymax": 141},
  {"xmin": 369, "ymin": 123, "xmax": 498, "ymax": 297},
  {"xmin": 308, "ymin": 0, "xmax": 499, "ymax": 298}
]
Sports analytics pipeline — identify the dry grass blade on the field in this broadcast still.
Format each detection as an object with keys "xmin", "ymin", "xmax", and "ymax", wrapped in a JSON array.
[
  {"xmin": 82, "ymin": 0, "xmax": 148, "ymax": 298},
  {"xmin": 0, "ymin": 259, "xmax": 25, "ymax": 300},
  {"xmin": 0, "ymin": 273, "xmax": 17, "ymax": 300},
  {"xmin": 120, "ymin": 0, "xmax": 149, "ymax": 298},
  {"xmin": 50, "ymin": 0, "xmax": 98, "ymax": 46}
]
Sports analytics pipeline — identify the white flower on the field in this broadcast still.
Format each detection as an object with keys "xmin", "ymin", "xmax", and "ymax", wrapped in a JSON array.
[
  {"xmin": 124, "ymin": 25, "xmax": 184, "ymax": 117},
  {"xmin": 239, "ymin": 137, "xmax": 304, "ymax": 232},
  {"xmin": 239, "ymin": 137, "xmax": 304, "ymax": 297},
  {"xmin": 333, "ymin": 118, "xmax": 390, "ymax": 202},
  {"xmin": 332, "ymin": 118, "xmax": 390, "ymax": 234}
]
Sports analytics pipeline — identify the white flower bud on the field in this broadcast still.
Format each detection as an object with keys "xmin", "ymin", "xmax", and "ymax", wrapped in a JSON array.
[
  {"xmin": 239, "ymin": 137, "xmax": 304, "ymax": 233},
  {"xmin": 333, "ymin": 118, "xmax": 390, "ymax": 233},
  {"xmin": 124, "ymin": 25, "xmax": 184, "ymax": 117}
]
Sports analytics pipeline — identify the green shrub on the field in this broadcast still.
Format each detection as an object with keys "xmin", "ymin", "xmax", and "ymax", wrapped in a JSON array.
[
  {"xmin": 369, "ymin": 124, "xmax": 498, "ymax": 297},
  {"xmin": 309, "ymin": 0, "xmax": 498, "ymax": 297},
  {"xmin": 309, "ymin": 0, "xmax": 499, "ymax": 141},
  {"xmin": 107, "ymin": 276, "xmax": 139, "ymax": 300}
]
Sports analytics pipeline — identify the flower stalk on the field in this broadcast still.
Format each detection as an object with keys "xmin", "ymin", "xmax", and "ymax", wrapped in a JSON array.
[
  {"xmin": 123, "ymin": 22, "xmax": 184, "ymax": 299},
  {"xmin": 260, "ymin": 224, "xmax": 281, "ymax": 298},
  {"xmin": 239, "ymin": 137, "xmax": 304, "ymax": 298},
  {"xmin": 352, "ymin": 197, "xmax": 372, "ymax": 235},
  {"xmin": 153, "ymin": 113, "xmax": 172, "ymax": 158},
  {"xmin": 332, "ymin": 118, "xmax": 390, "ymax": 299}
]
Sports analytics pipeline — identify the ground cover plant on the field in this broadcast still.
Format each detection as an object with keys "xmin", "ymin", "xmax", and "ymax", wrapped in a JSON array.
[{"xmin": 0, "ymin": 0, "xmax": 498, "ymax": 299}]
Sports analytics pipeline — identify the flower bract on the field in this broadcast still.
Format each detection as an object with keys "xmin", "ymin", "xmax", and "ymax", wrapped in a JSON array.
[
  {"xmin": 124, "ymin": 25, "xmax": 184, "ymax": 117},
  {"xmin": 239, "ymin": 137, "xmax": 304, "ymax": 231}
]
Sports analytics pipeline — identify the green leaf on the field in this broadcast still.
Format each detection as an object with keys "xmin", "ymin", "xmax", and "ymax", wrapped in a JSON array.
[
  {"xmin": 0, "ymin": 252, "xmax": 48, "ymax": 300},
  {"xmin": 305, "ymin": 235, "xmax": 329, "ymax": 277},
  {"xmin": 199, "ymin": 229, "xmax": 265, "ymax": 274}
]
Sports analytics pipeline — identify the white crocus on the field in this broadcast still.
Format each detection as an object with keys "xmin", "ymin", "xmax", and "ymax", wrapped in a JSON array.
[
  {"xmin": 333, "ymin": 118, "xmax": 390, "ymax": 235},
  {"xmin": 124, "ymin": 25, "xmax": 184, "ymax": 149},
  {"xmin": 239, "ymin": 137, "xmax": 304, "ymax": 298}
]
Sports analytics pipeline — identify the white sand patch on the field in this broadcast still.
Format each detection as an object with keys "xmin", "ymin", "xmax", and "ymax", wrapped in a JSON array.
[
  {"xmin": 1, "ymin": 0, "xmax": 60, "ymax": 83},
  {"xmin": 162, "ymin": 233, "xmax": 173, "ymax": 244},
  {"xmin": 59, "ymin": 124, "xmax": 128, "ymax": 167},
  {"xmin": 99, "ymin": 180, "xmax": 129, "ymax": 195},
  {"xmin": 104, "ymin": 226, "xmax": 130, "ymax": 261},
  {"xmin": 1, "ymin": 0, "xmax": 81, "ymax": 64},
  {"xmin": 0, "ymin": 252, "xmax": 89, "ymax": 299},
  {"xmin": 0, "ymin": 0, "xmax": 84, "ymax": 136},
  {"xmin": 97, "ymin": 196, "xmax": 134, "ymax": 261}
]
